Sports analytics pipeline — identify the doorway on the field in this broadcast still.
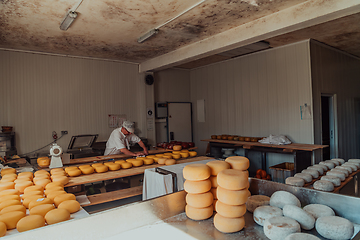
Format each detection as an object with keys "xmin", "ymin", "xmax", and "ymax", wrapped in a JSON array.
[{"xmin": 321, "ymin": 94, "xmax": 337, "ymax": 159}]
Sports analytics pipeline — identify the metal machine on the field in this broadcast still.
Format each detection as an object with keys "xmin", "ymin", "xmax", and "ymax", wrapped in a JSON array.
[{"xmin": 49, "ymin": 143, "xmax": 63, "ymax": 168}]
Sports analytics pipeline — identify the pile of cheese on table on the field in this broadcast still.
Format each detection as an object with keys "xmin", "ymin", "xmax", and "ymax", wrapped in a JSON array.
[{"xmin": 0, "ymin": 167, "xmax": 81, "ymax": 236}]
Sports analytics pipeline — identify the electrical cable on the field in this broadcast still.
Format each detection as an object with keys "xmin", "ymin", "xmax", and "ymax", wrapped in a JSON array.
[
  {"xmin": 71, "ymin": 0, "xmax": 84, "ymax": 12},
  {"xmin": 21, "ymin": 134, "xmax": 66, "ymax": 157}
]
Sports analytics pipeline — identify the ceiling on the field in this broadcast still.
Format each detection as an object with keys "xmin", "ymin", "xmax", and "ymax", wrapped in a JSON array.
[{"xmin": 1, "ymin": 0, "xmax": 359, "ymax": 71}]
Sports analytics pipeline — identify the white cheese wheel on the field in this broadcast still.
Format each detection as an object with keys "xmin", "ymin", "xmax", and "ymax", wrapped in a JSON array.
[
  {"xmin": 303, "ymin": 204, "xmax": 335, "ymax": 220},
  {"xmin": 217, "ymin": 169, "xmax": 248, "ymax": 190},
  {"xmin": 307, "ymin": 166, "xmax": 324, "ymax": 175},
  {"xmin": 314, "ymin": 164, "xmax": 329, "ymax": 171},
  {"xmin": 0, "ymin": 204, "xmax": 26, "ymax": 214},
  {"xmin": 315, "ymin": 216, "xmax": 354, "ymax": 240},
  {"xmin": 313, "ymin": 180, "xmax": 334, "ymax": 192},
  {"xmin": 186, "ymin": 192, "xmax": 213, "ymax": 208},
  {"xmin": 246, "ymin": 195, "xmax": 270, "ymax": 213},
  {"xmin": 285, "ymin": 177, "xmax": 305, "ymax": 187},
  {"xmin": 157, "ymin": 158, "xmax": 167, "ymax": 165},
  {"xmin": 213, "ymin": 214, "xmax": 245, "ymax": 233},
  {"xmin": 326, "ymin": 170, "xmax": 345, "ymax": 181},
  {"xmin": 334, "ymin": 166, "xmax": 350, "ymax": 176},
  {"xmin": 224, "ymin": 156, "xmax": 249, "ymax": 170},
  {"xmin": 320, "ymin": 175, "xmax": 341, "ymax": 187},
  {"xmin": 215, "ymin": 201, "xmax": 246, "ymax": 218},
  {"xmin": 329, "ymin": 159, "xmax": 341, "ymax": 166},
  {"xmin": 0, "ymin": 199, "xmax": 21, "ymax": 211},
  {"xmin": 29, "ymin": 203, "xmax": 55, "ymax": 217},
  {"xmin": 0, "ymin": 182, "xmax": 15, "ymax": 191},
  {"xmin": 348, "ymin": 159, "xmax": 360, "ymax": 166},
  {"xmin": 0, "ymin": 222, "xmax": 6, "ymax": 237},
  {"xmin": 184, "ymin": 180, "xmax": 211, "ymax": 194},
  {"xmin": 263, "ymin": 216, "xmax": 300, "ymax": 240},
  {"xmin": 217, "ymin": 186, "xmax": 250, "ymax": 206},
  {"xmin": 45, "ymin": 208, "xmax": 70, "ymax": 225},
  {"xmin": 209, "ymin": 175, "xmax": 218, "ymax": 188},
  {"xmin": 16, "ymin": 215, "xmax": 45, "ymax": 232},
  {"xmin": 58, "ymin": 199, "xmax": 80, "ymax": 213},
  {"xmin": 293, "ymin": 173, "xmax": 312, "ymax": 183},
  {"xmin": 283, "ymin": 204, "xmax": 315, "ymax": 230},
  {"xmin": 284, "ymin": 233, "xmax": 321, "ymax": 240},
  {"xmin": 67, "ymin": 169, "xmax": 82, "ymax": 177},
  {"xmin": 269, "ymin": 191, "xmax": 301, "ymax": 209},
  {"xmin": 319, "ymin": 161, "xmax": 335, "ymax": 169},
  {"xmin": 0, "ymin": 211, "xmax": 26, "ymax": 229},
  {"xmin": 301, "ymin": 169, "xmax": 319, "ymax": 178},
  {"xmin": 332, "ymin": 158, "xmax": 345, "ymax": 164},
  {"xmin": 54, "ymin": 193, "xmax": 76, "ymax": 207},
  {"xmin": 183, "ymin": 164, "xmax": 211, "ymax": 181},
  {"xmin": 80, "ymin": 166, "xmax": 95, "ymax": 175},
  {"xmin": 185, "ymin": 204, "xmax": 213, "ymax": 221},
  {"xmin": 165, "ymin": 159, "xmax": 176, "ymax": 165},
  {"xmin": 342, "ymin": 163, "xmax": 357, "ymax": 171},
  {"xmin": 253, "ymin": 205, "xmax": 283, "ymax": 226},
  {"xmin": 206, "ymin": 161, "xmax": 231, "ymax": 176}
]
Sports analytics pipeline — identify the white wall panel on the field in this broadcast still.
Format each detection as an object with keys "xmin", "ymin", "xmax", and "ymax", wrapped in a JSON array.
[{"xmin": 0, "ymin": 50, "xmax": 143, "ymax": 156}]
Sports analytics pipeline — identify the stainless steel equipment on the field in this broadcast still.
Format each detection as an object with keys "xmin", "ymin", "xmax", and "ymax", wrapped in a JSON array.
[{"xmin": 0, "ymin": 132, "xmax": 17, "ymax": 158}]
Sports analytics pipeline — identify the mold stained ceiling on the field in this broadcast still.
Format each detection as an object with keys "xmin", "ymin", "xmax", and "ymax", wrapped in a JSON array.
[{"xmin": 0, "ymin": 0, "xmax": 360, "ymax": 71}]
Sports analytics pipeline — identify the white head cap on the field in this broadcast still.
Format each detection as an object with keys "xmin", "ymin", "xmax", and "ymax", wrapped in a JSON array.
[{"xmin": 122, "ymin": 121, "xmax": 135, "ymax": 133}]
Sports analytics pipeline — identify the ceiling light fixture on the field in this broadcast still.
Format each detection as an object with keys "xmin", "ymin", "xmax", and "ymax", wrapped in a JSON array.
[
  {"xmin": 59, "ymin": 0, "xmax": 84, "ymax": 31},
  {"xmin": 137, "ymin": 29, "xmax": 159, "ymax": 43}
]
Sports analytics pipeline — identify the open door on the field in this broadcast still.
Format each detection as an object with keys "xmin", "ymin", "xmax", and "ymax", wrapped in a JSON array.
[{"xmin": 321, "ymin": 94, "xmax": 337, "ymax": 159}]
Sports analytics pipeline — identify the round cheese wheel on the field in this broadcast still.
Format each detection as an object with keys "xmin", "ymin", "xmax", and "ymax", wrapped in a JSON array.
[
  {"xmin": 65, "ymin": 167, "xmax": 79, "ymax": 173},
  {"xmin": 16, "ymin": 215, "xmax": 45, "ymax": 232},
  {"xmin": 293, "ymin": 173, "xmax": 312, "ymax": 183},
  {"xmin": 210, "ymin": 187, "xmax": 217, "ymax": 199},
  {"xmin": 336, "ymin": 166, "xmax": 352, "ymax": 174},
  {"xmin": 180, "ymin": 152, "xmax": 189, "ymax": 158},
  {"xmin": 213, "ymin": 213, "xmax": 245, "ymax": 233},
  {"xmin": 172, "ymin": 154, "xmax": 181, "ymax": 160},
  {"xmin": 342, "ymin": 163, "xmax": 358, "ymax": 171},
  {"xmin": 0, "ymin": 182, "xmax": 15, "ymax": 191},
  {"xmin": 0, "ymin": 211, "xmax": 26, "ymax": 229},
  {"xmin": 0, "ymin": 222, "xmax": 6, "ymax": 237},
  {"xmin": 51, "ymin": 176, "xmax": 69, "ymax": 186},
  {"xmin": 173, "ymin": 145, "xmax": 182, "ymax": 151},
  {"xmin": 0, "ymin": 176, "xmax": 16, "ymax": 182},
  {"xmin": 34, "ymin": 170, "xmax": 50, "ymax": 177},
  {"xmin": 22, "ymin": 195, "xmax": 44, "ymax": 208},
  {"xmin": 303, "ymin": 204, "xmax": 335, "ymax": 220},
  {"xmin": 18, "ymin": 172, "xmax": 33, "ymax": 179},
  {"xmin": 78, "ymin": 165, "xmax": 91, "ymax": 170},
  {"xmin": 185, "ymin": 204, "xmax": 213, "ymax": 221},
  {"xmin": 23, "ymin": 185, "xmax": 43, "ymax": 194},
  {"xmin": 29, "ymin": 198, "xmax": 53, "ymax": 210},
  {"xmin": 319, "ymin": 161, "xmax": 335, "ymax": 169},
  {"xmin": 162, "ymin": 155, "xmax": 172, "ymax": 159},
  {"xmin": 0, "ymin": 189, "xmax": 19, "ymax": 197},
  {"xmin": 1, "ymin": 173, "xmax": 17, "ymax": 179},
  {"xmin": 320, "ymin": 175, "xmax": 341, "ymax": 186},
  {"xmin": 246, "ymin": 195, "xmax": 270, "ymax": 213},
  {"xmin": 45, "ymin": 182, "xmax": 63, "ymax": 190},
  {"xmin": 307, "ymin": 166, "xmax": 324, "ymax": 175},
  {"xmin": 329, "ymin": 159, "xmax": 341, "ymax": 166},
  {"xmin": 152, "ymin": 157, "xmax": 160, "ymax": 163},
  {"xmin": 37, "ymin": 158, "xmax": 50, "ymax": 167},
  {"xmin": 0, "ymin": 195, "xmax": 21, "ymax": 203},
  {"xmin": 215, "ymin": 201, "xmax": 246, "ymax": 218},
  {"xmin": 186, "ymin": 192, "xmax": 213, "ymax": 208},
  {"xmin": 143, "ymin": 158, "xmax": 154, "ymax": 165},
  {"xmin": 80, "ymin": 167, "xmax": 95, "ymax": 175},
  {"xmin": 34, "ymin": 179, "xmax": 51, "ymax": 188},
  {"xmin": 206, "ymin": 161, "xmax": 231, "ymax": 176},
  {"xmin": 58, "ymin": 199, "xmax": 80, "ymax": 213},
  {"xmin": 181, "ymin": 149, "xmax": 189, "ymax": 153},
  {"xmin": 29, "ymin": 204, "xmax": 55, "ymax": 217},
  {"xmin": 253, "ymin": 205, "xmax": 283, "ymax": 226},
  {"xmin": 131, "ymin": 160, "xmax": 143, "ymax": 167},
  {"xmin": 14, "ymin": 177, "xmax": 32, "ymax": 183},
  {"xmin": 46, "ymin": 191, "xmax": 67, "ymax": 201},
  {"xmin": 217, "ymin": 186, "xmax": 250, "ymax": 206},
  {"xmin": 50, "ymin": 168, "xmax": 65, "ymax": 174},
  {"xmin": 326, "ymin": 170, "xmax": 345, "ymax": 181},
  {"xmin": 184, "ymin": 180, "xmax": 212, "ymax": 194},
  {"xmin": 284, "ymin": 233, "xmax": 321, "ymax": 240},
  {"xmin": 114, "ymin": 160, "xmax": 125, "ymax": 165},
  {"xmin": 315, "ymin": 216, "xmax": 354, "ymax": 240},
  {"xmin": 0, "ymin": 204, "xmax": 26, "ymax": 214},
  {"xmin": 301, "ymin": 169, "xmax": 319, "ymax": 178},
  {"xmin": 54, "ymin": 193, "xmax": 76, "ymax": 207},
  {"xmin": 1, "ymin": 168, "xmax": 16, "ymax": 176},
  {"xmin": 285, "ymin": 177, "xmax": 305, "ymax": 187},
  {"xmin": 121, "ymin": 162, "xmax": 132, "ymax": 169},
  {"xmin": 263, "ymin": 216, "xmax": 301, "ymax": 240},
  {"xmin": 183, "ymin": 164, "xmax": 211, "ymax": 181},
  {"xmin": 209, "ymin": 175, "xmax": 218, "ymax": 188},
  {"xmin": 44, "ymin": 186, "xmax": 64, "ymax": 196},
  {"xmin": 313, "ymin": 180, "xmax": 334, "ymax": 192},
  {"xmin": 157, "ymin": 158, "xmax": 167, "ymax": 164},
  {"xmin": 15, "ymin": 181, "xmax": 33, "ymax": 193},
  {"xmin": 283, "ymin": 204, "xmax": 315, "ymax": 230},
  {"xmin": 269, "ymin": 191, "xmax": 301, "ymax": 209},
  {"xmin": 146, "ymin": 155, "xmax": 156, "ymax": 159},
  {"xmin": 50, "ymin": 172, "xmax": 67, "ymax": 178},
  {"xmin": 103, "ymin": 162, "xmax": 114, "ymax": 167},
  {"xmin": 67, "ymin": 169, "xmax": 82, "ymax": 177},
  {"xmin": 94, "ymin": 165, "xmax": 109, "ymax": 173},
  {"xmin": 45, "ymin": 208, "xmax": 70, "ymax": 225},
  {"xmin": 189, "ymin": 151, "xmax": 197, "ymax": 157},
  {"xmin": 217, "ymin": 169, "xmax": 248, "ymax": 190},
  {"xmin": 225, "ymin": 156, "xmax": 250, "ymax": 170},
  {"xmin": 348, "ymin": 159, "xmax": 360, "ymax": 165},
  {"xmin": 333, "ymin": 167, "xmax": 349, "ymax": 176},
  {"xmin": 172, "ymin": 151, "xmax": 181, "ymax": 154},
  {"xmin": 21, "ymin": 190, "xmax": 44, "ymax": 200},
  {"xmin": 34, "ymin": 173, "xmax": 51, "ymax": 179},
  {"xmin": 107, "ymin": 163, "xmax": 121, "ymax": 171},
  {"xmin": 165, "ymin": 159, "xmax": 176, "ymax": 165},
  {"xmin": 155, "ymin": 154, "xmax": 164, "ymax": 157}
]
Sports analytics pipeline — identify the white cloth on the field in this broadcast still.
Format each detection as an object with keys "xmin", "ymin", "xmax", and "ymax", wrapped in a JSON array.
[
  {"xmin": 104, "ymin": 127, "xmax": 141, "ymax": 155},
  {"xmin": 258, "ymin": 134, "xmax": 292, "ymax": 145}
]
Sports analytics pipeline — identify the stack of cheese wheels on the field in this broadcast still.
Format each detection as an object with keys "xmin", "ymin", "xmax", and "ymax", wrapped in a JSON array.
[
  {"xmin": 214, "ymin": 156, "xmax": 250, "ymax": 233},
  {"xmin": 205, "ymin": 160, "xmax": 231, "ymax": 212},
  {"xmin": 183, "ymin": 164, "xmax": 213, "ymax": 221}
]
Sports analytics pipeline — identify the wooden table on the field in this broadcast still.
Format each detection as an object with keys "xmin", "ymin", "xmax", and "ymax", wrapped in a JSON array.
[{"xmin": 202, "ymin": 139, "xmax": 328, "ymax": 173}]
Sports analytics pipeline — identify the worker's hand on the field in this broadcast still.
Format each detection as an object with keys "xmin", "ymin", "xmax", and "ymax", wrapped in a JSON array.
[
  {"xmin": 143, "ymin": 149, "xmax": 149, "ymax": 156},
  {"xmin": 135, "ymin": 152, "xmax": 143, "ymax": 157}
]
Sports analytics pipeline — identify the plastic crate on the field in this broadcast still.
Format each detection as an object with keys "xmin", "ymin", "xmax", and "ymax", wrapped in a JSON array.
[{"xmin": 269, "ymin": 162, "xmax": 294, "ymax": 183}]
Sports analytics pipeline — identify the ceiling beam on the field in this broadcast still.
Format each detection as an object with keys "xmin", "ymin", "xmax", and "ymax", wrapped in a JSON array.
[{"xmin": 139, "ymin": 0, "xmax": 360, "ymax": 72}]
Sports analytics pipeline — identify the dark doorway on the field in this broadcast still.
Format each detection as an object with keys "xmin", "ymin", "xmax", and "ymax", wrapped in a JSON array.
[{"xmin": 321, "ymin": 95, "xmax": 336, "ymax": 160}]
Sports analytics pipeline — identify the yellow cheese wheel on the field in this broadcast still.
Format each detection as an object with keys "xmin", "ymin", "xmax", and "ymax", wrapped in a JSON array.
[
  {"xmin": 21, "ymin": 191, "xmax": 44, "ymax": 200},
  {"xmin": 213, "ymin": 213, "xmax": 245, "ymax": 233},
  {"xmin": 0, "ymin": 182, "xmax": 15, "ymax": 191},
  {"xmin": 163, "ymin": 153, "xmax": 173, "ymax": 156},
  {"xmin": 16, "ymin": 215, "xmax": 45, "ymax": 232},
  {"xmin": 215, "ymin": 201, "xmax": 246, "ymax": 218},
  {"xmin": 126, "ymin": 159, "xmax": 135, "ymax": 162},
  {"xmin": 206, "ymin": 161, "xmax": 231, "ymax": 176},
  {"xmin": 186, "ymin": 192, "xmax": 214, "ymax": 208},
  {"xmin": 1, "ymin": 168, "xmax": 16, "ymax": 176},
  {"xmin": 189, "ymin": 151, "xmax": 197, "ymax": 157},
  {"xmin": 58, "ymin": 199, "xmax": 80, "ymax": 213},
  {"xmin": 29, "ymin": 204, "xmax": 55, "ymax": 217},
  {"xmin": 94, "ymin": 165, "xmax": 108, "ymax": 173},
  {"xmin": 115, "ymin": 160, "xmax": 126, "ymax": 164},
  {"xmin": 51, "ymin": 172, "xmax": 67, "ymax": 178},
  {"xmin": 180, "ymin": 152, "xmax": 189, "ymax": 158},
  {"xmin": 22, "ymin": 195, "xmax": 44, "ymax": 208},
  {"xmin": 185, "ymin": 205, "xmax": 213, "ymax": 221},
  {"xmin": 0, "ymin": 195, "xmax": 21, "ymax": 203},
  {"xmin": 67, "ymin": 169, "xmax": 82, "ymax": 177},
  {"xmin": 54, "ymin": 193, "xmax": 76, "ymax": 207},
  {"xmin": 45, "ymin": 182, "xmax": 63, "ymax": 190},
  {"xmin": 103, "ymin": 162, "xmax": 114, "ymax": 167},
  {"xmin": 34, "ymin": 170, "xmax": 50, "ymax": 177},
  {"xmin": 152, "ymin": 157, "xmax": 159, "ymax": 163},
  {"xmin": 136, "ymin": 157, "xmax": 146, "ymax": 161},
  {"xmin": 172, "ymin": 154, "xmax": 181, "ymax": 160},
  {"xmin": 51, "ymin": 176, "xmax": 69, "ymax": 186},
  {"xmin": 46, "ymin": 191, "xmax": 67, "ymax": 201},
  {"xmin": 1, "ymin": 173, "xmax": 17, "ymax": 179},
  {"xmin": 0, "ymin": 189, "xmax": 19, "ymax": 197},
  {"xmin": 45, "ymin": 208, "xmax": 70, "ymax": 225},
  {"xmin": 217, "ymin": 169, "xmax": 249, "ymax": 190},
  {"xmin": 131, "ymin": 160, "xmax": 143, "ymax": 167},
  {"xmin": 34, "ymin": 179, "xmax": 51, "ymax": 188},
  {"xmin": 65, "ymin": 167, "xmax": 79, "ymax": 173},
  {"xmin": 80, "ymin": 167, "xmax": 94, "ymax": 175},
  {"xmin": 78, "ymin": 165, "xmax": 91, "ymax": 170},
  {"xmin": 172, "ymin": 151, "xmax": 181, "ymax": 154},
  {"xmin": 163, "ymin": 155, "xmax": 172, "ymax": 159},
  {"xmin": 0, "ymin": 200, "xmax": 21, "ymax": 211},
  {"xmin": 44, "ymin": 186, "xmax": 64, "ymax": 196},
  {"xmin": 107, "ymin": 163, "xmax": 121, "ymax": 171},
  {"xmin": 184, "ymin": 179, "xmax": 212, "ymax": 194},
  {"xmin": 165, "ymin": 159, "xmax": 176, "ymax": 165},
  {"xmin": 157, "ymin": 158, "xmax": 167, "ymax": 164},
  {"xmin": 143, "ymin": 158, "xmax": 154, "ymax": 165},
  {"xmin": 91, "ymin": 163, "xmax": 104, "ymax": 168},
  {"xmin": 29, "ymin": 198, "xmax": 53, "ymax": 210},
  {"xmin": 0, "ymin": 221, "xmax": 6, "ymax": 237},
  {"xmin": 217, "ymin": 186, "xmax": 250, "ymax": 206},
  {"xmin": 183, "ymin": 164, "xmax": 211, "ymax": 181},
  {"xmin": 0, "ymin": 211, "xmax": 26, "ymax": 229},
  {"xmin": 181, "ymin": 150, "xmax": 189, "ymax": 153},
  {"xmin": 0, "ymin": 177, "xmax": 16, "ymax": 182},
  {"xmin": 121, "ymin": 162, "xmax": 132, "ymax": 169},
  {"xmin": 24, "ymin": 185, "xmax": 44, "ymax": 194},
  {"xmin": 155, "ymin": 154, "xmax": 164, "ymax": 158},
  {"xmin": 173, "ymin": 145, "xmax": 182, "ymax": 151},
  {"xmin": 225, "ymin": 156, "xmax": 250, "ymax": 170},
  {"xmin": 1, "ymin": 204, "xmax": 26, "ymax": 214},
  {"xmin": 50, "ymin": 168, "xmax": 65, "ymax": 174},
  {"xmin": 37, "ymin": 158, "xmax": 50, "ymax": 167},
  {"xmin": 211, "ymin": 187, "xmax": 217, "ymax": 199},
  {"xmin": 18, "ymin": 172, "xmax": 33, "ymax": 179},
  {"xmin": 209, "ymin": 175, "xmax": 218, "ymax": 188},
  {"xmin": 14, "ymin": 177, "xmax": 32, "ymax": 183},
  {"xmin": 15, "ymin": 181, "xmax": 33, "ymax": 193},
  {"xmin": 33, "ymin": 174, "xmax": 50, "ymax": 181},
  {"xmin": 146, "ymin": 155, "xmax": 156, "ymax": 159}
]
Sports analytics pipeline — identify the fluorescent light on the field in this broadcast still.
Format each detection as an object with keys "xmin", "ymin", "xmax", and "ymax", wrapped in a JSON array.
[
  {"xmin": 60, "ymin": 11, "xmax": 78, "ymax": 31},
  {"xmin": 137, "ymin": 29, "xmax": 159, "ymax": 43}
]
